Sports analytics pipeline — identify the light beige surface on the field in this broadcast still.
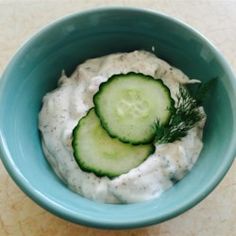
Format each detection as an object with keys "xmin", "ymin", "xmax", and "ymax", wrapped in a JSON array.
[{"xmin": 0, "ymin": 0, "xmax": 235, "ymax": 235}]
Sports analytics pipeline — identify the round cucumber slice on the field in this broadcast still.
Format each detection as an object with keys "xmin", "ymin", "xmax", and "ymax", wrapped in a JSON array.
[
  {"xmin": 94, "ymin": 73, "xmax": 174, "ymax": 144},
  {"xmin": 72, "ymin": 109, "xmax": 154, "ymax": 178}
]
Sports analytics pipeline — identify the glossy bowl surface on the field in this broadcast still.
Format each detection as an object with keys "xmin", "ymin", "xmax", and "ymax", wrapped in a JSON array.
[{"xmin": 0, "ymin": 7, "xmax": 235, "ymax": 229}]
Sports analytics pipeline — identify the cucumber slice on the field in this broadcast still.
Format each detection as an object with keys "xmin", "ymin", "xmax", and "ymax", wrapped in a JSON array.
[
  {"xmin": 94, "ymin": 73, "xmax": 174, "ymax": 144},
  {"xmin": 72, "ymin": 109, "xmax": 154, "ymax": 178}
]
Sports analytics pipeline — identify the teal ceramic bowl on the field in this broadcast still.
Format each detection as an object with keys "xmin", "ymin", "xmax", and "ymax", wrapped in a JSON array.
[{"xmin": 0, "ymin": 7, "xmax": 235, "ymax": 229}]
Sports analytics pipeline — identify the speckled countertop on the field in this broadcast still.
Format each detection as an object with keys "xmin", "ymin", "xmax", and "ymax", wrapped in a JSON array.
[{"xmin": 0, "ymin": 1, "xmax": 235, "ymax": 235}]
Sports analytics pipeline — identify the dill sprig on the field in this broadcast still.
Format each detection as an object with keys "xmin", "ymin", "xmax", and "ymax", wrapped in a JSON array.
[{"xmin": 155, "ymin": 85, "xmax": 204, "ymax": 144}]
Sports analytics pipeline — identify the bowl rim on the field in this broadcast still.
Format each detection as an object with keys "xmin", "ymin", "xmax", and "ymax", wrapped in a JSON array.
[{"xmin": 0, "ymin": 6, "xmax": 236, "ymax": 229}]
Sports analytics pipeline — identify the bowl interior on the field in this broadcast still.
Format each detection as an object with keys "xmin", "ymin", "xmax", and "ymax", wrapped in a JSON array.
[{"xmin": 0, "ymin": 8, "xmax": 235, "ymax": 228}]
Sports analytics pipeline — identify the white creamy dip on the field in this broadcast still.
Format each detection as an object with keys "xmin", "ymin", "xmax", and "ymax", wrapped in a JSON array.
[{"xmin": 39, "ymin": 50, "xmax": 205, "ymax": 203}]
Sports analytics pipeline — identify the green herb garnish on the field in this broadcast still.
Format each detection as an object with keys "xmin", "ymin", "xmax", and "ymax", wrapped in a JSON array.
[{"xmin": 154, "ymin": 80, "xmax": 213, "ymax": 144}]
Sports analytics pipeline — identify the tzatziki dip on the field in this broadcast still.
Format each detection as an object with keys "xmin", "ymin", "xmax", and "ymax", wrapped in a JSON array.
[{"xmin": 39, "ymin": 50, "xmax": 205, "ymax": 203}]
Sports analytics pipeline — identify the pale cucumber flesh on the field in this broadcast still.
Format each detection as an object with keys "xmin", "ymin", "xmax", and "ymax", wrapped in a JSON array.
[
  {"xmin": 72, "ymin": 109, "xmax": 154, "ymax": 178},
  {"xmin": 94, "ymin": 73, "xmax": 174, "ymax": 144}
]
